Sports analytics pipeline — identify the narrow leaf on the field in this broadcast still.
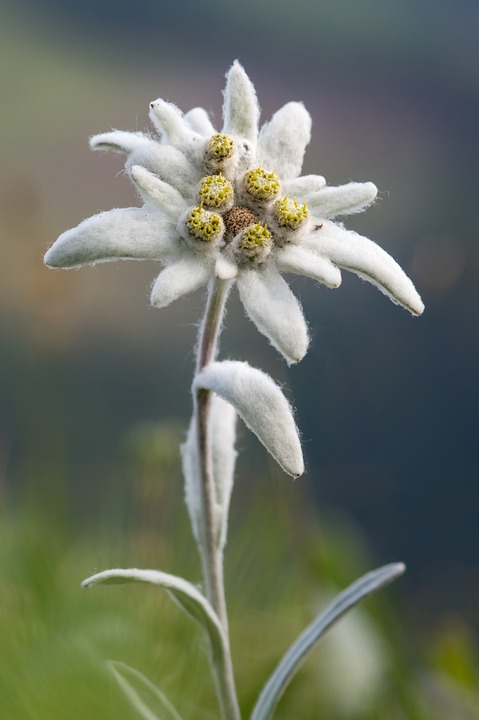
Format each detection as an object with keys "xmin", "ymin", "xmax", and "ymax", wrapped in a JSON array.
[
  {"xmin": 109, "ymin": 661, "xmax": 183, "ymax": 720},
  {"xmin": 250, "ymin": 562, "xmax": 405, "ymax": 720},
  {"xmin": 194, "ymin": 361, "xmax": 304, "ymax": 478},
  {"xmin": 82, "ymin": 568, "xmax": 226, "ymax": 660},
  {"xmin": 183, "ymin": 395, "xmax": 238, "ymax": 550}
]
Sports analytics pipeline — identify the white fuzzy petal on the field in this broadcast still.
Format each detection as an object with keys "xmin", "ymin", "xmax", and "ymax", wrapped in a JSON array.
[
  {"xmin": 91, "ymin": 131, "xmax": 199, "ymax": 198},
  {"xmin": 283, "ymin": 174, "xmax": 327, "ymax": 198},
  {"xmin": 275, "ymin": 245, "xmax": 341, "ymax": 288},
  {"xmin": 257, "ymin": 102, "xmax": 312, "ymax": 180},
  {"xmin": 184, "ymin": 107, "xmax": 216, "ymax": 136},
  {"xmin": 306, "ymin": 182, "xmax": 378, "ymax": 219},
  {"xmin": 149, "ymin": 100, "xmax": 202, "ymax": 158},
  {"xmin": 44, "ymin": 208, "xmax": 176, "ymax": 268},
  {"xmin": 194, "ymin": 361, "xmax": 304, "ymax": 478},
  {"xmin": 90, "ymin": 130, "xmax": 151, "ymax": 154},
  {"xmin": 306, "ymin": 221, "xmax": 424, "ymax": 316},
  {"xmin": 237, "ymin": 265, "xmax": 309, "ymax": 364},
  {"xmin": 222, "ymin": 61, "xmax": 259, "ymax": 144},
  {"xmin": 126, "ymin": 144, "xmax": 200, "ymax": 199},
  {"xmin": 129, "ymin": 165, "xmax": 186, "ymax": 219},
  {"xmin": 150, "ymin": 256, "xmax": 213, "ymax": 308}
]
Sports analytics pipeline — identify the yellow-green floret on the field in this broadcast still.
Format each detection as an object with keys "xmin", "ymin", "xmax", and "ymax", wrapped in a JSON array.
[
  {"xmin": 244, "ymin": 168, "xmax": 280, "ymax": 202},
  {"xmin": 237, "ymin": 222, "xmax": 272, "ymax": 262},
  {"xmin": 274, "ymin": 196, "xmax": 309, "ymax": 229},
  {"xmin": 197, "ymin": 175, "xmax": 234, "ymax": 211},
  {"xmin": 186, "ymin": 205, "xmax": 223, "ymax": 243},
  {"xmin": 205, "ymin": 133, "xmax": 235, "ymax": 162}
]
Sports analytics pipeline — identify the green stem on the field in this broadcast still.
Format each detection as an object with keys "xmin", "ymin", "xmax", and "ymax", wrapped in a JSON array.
[{"xmin": 194, "ymin": 278, "xmax": 241, "ymax": 720}]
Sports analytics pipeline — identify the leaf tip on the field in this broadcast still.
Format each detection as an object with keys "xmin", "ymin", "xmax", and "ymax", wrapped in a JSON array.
[{"xmin": 391, "ymin": 561, "xmax": 406, "ymax": 577}]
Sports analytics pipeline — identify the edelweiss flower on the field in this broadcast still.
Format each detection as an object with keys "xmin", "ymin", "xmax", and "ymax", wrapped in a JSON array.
[{"xmin": 45, "ymin": 62, "xmax": 424, "ymax": 364}]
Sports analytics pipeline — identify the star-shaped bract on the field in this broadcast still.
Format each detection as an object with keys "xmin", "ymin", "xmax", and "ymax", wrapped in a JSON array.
[{"xmin": 45, "ymin": 62, "xmax": 424, "ymax": 364}]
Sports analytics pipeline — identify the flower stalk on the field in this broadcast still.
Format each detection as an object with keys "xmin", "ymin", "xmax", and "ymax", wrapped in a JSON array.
[{"xmin": 194, "ymin": 278, "xmax": 241, "ymax": 720}]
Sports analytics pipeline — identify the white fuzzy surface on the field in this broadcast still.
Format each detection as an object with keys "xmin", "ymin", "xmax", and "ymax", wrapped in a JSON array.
[
  {"xmin": 257, "ymin": 102, "xmax": 311, "ymax": 180},
  {"xmin": 91, "ymin": 131, "xmax": 199, "ymax": 199},
  {"xmin": 215, "ymin": 253, "xmax": 238, "ymax": 280},
  {"xmin": 194, "ymin": 361, "xmax": 304, "ymax": 478},
  {"xmin": 222, "ymin": 61, "xmax": 259, "ymax": 145},
  {"xmin": 149, "ymin": 100, "xmax": 202, "ymax": 159},
  {"xmin": 275, "ymin": 245, "xmax": 342, "ymax": 288},
  {"xmin": 306, "ymin": 220, "xmax": 424, "ymax": 315},
  {"xmin": 182, "ymin": 396, "xmax": 237, "ymax": 550},
  {"xmin": 182, "ymin": 417, "xmax": 201, "ymax": 544},
  {"xmin": 90, "ymin": 130, "xmax": 151, "ymax": 154},
  {"xmin": 237, "ymin": 265, "xmax": 309, "ymax": 364},
  {"xmin": 306, "ymin": 182, "xmax": 378, "ymax": 219},
  {"xmin": 209, "ymin": 396, "xmax": 238, "ymax": 549},
  {"xmin": 283, "ymin": 174, "xmax": 327, "ymax": 198},
  {"xmin": 129, "ymin": 165, "xmax": 186, "ymax": 219},
  {"xmin": 45, "ymin": 208, "xmax": 177, "ymax": 268},
  {"xmin": 150, "ymin": 255, "xmax": 213, "ymax": 308},
  {"xmin": 125, "ymin": 143, "xmax": 199, "ymax": 199},
  {"xmin": 184, "ymin": 107, "xmax": 216, "ymax": 136}
]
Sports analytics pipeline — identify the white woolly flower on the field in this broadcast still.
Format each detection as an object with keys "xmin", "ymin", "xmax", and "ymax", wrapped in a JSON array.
[{"xmin": 45, "ymin": 61, "xmax": 424, "ymax": 364}]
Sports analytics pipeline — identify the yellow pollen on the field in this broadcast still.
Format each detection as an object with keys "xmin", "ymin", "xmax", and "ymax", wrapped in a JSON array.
[
  {"xmin": 274, "ymin": 196, "xmax": 309, "ymax": 229},
  {"xmin": 186, "ymin": 205, "xmax": 222, "ymax": 243},
  {"xmin": 244, "ymin": 168, "xmax": 280, "ymax": 201},
  {"xmin": 197, "ymin": 175, "xmax": 234, "ymax": 209},
  {"xmin": 240, "ymin": 223, "xmax": 272, "ymax": 251},
  {"xmin": 205, "ymin": 133, "xmax": 235, "ymax": 162}
]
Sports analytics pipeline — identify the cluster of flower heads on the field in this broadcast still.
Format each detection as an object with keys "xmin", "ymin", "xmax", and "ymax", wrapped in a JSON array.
[{"xmin": 45, "ymin": 62, "xmax": 424, "ymax": 364}]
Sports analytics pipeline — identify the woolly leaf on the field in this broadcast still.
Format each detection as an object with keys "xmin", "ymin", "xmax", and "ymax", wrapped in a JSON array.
[
  {"xmin": 182, "ymin": 396, "xmax": 237, "ymax": 550},
  {"xmin": 194, "ymin": 361, "xmax": 303, "ymax": 477},
  {"xmin": 82, "ymin": 568, "xmax": 226, "ymax": 659}
]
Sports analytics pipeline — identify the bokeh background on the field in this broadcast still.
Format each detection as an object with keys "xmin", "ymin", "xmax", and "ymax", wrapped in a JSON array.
[{"xmin": 1, "ymin": 0, "xmax": 478, "ymax": 717}]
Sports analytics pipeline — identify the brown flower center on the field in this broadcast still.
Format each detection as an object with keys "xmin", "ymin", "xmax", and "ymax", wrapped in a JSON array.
[{"xmin": 222, "ymin": 206, "xmax": 258, "ymax": 241}]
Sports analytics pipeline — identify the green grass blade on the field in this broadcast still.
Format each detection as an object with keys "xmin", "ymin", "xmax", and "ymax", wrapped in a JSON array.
[
  {"xmin": 250, "ymin": 562, "xmax": 406, "ymax": 720},
  {"xmin": 109, "ymin": 660, "xmax": 183, "ymax": 720}
]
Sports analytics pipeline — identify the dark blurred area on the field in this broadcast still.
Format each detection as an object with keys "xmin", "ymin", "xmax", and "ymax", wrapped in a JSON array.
[{"xmin": 0, "ymin": 0, "xmax": 478, "ymax": 714}]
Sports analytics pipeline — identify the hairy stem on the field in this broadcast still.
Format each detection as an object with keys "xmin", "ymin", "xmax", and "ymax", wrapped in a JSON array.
[{"xmin": 194, "ymin": 278, "xmax": 240, "ymax": 720}]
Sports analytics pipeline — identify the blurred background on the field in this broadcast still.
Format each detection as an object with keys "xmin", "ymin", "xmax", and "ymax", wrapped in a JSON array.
[{"xmin": 0, "ymin": 0, "xmax": 478, "ymax": 717}]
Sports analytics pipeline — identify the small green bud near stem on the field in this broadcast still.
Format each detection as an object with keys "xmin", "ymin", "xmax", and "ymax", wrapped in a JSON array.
[
  {"xmin": 274, "ymin": 196, "xmax": 309, "ymax": 229},
  {"xmin": 244, "ymin": 167, "xmax": 280, "ymax": 202},
  {"xmin": 198, "ymin": 175, "xmax": 234, "ymax": 212},
  {"xmin": 186, "ymin": 204, "xmax": 224, "ymax": 244}
]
